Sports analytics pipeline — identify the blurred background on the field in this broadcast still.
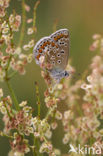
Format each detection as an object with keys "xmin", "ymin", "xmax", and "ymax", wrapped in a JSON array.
[{"xmin": 0, "ymin": 0, "xmax": 103, "ymax": 155}]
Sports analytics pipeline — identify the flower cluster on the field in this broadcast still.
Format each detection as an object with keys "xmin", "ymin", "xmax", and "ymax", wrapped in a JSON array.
[
  {"xmin": 0, "ymin": 0, "xmax": 34, "ymax": 82},
  {"xmin": 60, "ymin": 35, "xmax": 103, "ymax": 155},
  {"xmin": 10, "ymin": 133, "xmax": 30, "ymax": 154},
  {"xmin": 0, "ymin": 89, "xmax": 61, "ymax": 155},
  {"xmin": 0, "ymin": 0, "xmax": 10, "ymax": 17}
]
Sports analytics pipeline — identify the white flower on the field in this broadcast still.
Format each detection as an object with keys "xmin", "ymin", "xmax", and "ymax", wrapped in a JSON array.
[
  {"xmin": 23, "ymin": 106, "xmax": 32, "ymax": 112},
  {"xmin": 54, "ymin": 149, "xmax": 61, "ymax": 155},
  {"xmin": 27, "ymin": 127, "xmax": 33, "ymax": 134},
  {"xmin": 1, "ymin": 21, "xmax": 8, "ymax": 29},
  {"xmin": 28, "ymin": 40, "xmax": 34, "ymax": 48},
  {"xmin": 0, "ymin": 88, "xmax": 3, "ymax": 97},
  {"xmin": 19, "ymin": 54, "xmax": 27, "ymax": 59},
  {"xmin": 92, "ymin": 34, "xmax": 101, "ymax": 40},
  {"xmin": 57, "ymin": 84, "xmax": 63, "ymax": 90},
  {"xmin": 27, "ymin": 54, "xmax": 33, "ymax": 63},
  {"xmin": 64, "ymin": 110, "xmax": 71, "ymax": 120},
  {"xmin": 51, "ymin": 122, "xmax": 57, "ymax": 130},
  {"xmin": 0, "ymin": 101, "xmax": 3, "ymax": 107},
  {"xmin": 0, "ymin": 0, "xmax": 4, "ymax": 7},
  {"xmin": 19, "ymin": 101, "xmax": 27, "ymax": 107},
  {"xmin": 15, "ymin": 47, "xmax": 21, "ymax": 55},
  {"xmin": 15, "ymin": 15, "xmax": 21, "ymax": 22},
  {"xmin": 62, "ymin": 134, "xmax": 69, "ymax": 144},
  {"xmin": 9, "ymin": 14, "xmax": 15, "ymax": 23},
  {"xmin": 87, "ymin": 75, "xmax": 93, "ymax": 83},
  {"xmin": 81, "ymin": 83, "xmax": 92, "ymax": 90},
  {"xmin": 23, "ymin": 45, "xmax": 29, "ymax": 51},
  {"xmin": 27, "ymin": 28, "xmax": 33, "ymax": 35},
  {"xmin": 45, "ymin": 129, "xmax": 52, "ymax": 139},
  {"xmin": 55, "ymin": 111, "xmax": 62, "ymax": 120},
  {"xmin": 25, "ymin": 147, "xmax": 30, "ymax": 153},
  {"xmin": 1, "ymin": 60, "xmax": 7, "ymax": 67},
  {"xmin": 34, "ymin": 132, "xmax": 40, "ymax": 137},
  {"xmin": 0, "ymin": 106, "xmax": 7, "ymax": 114},
  {"xmin": 2, "ymin": 27, "xmax": 9, "ymax": 34},
  {"xmin": 8, "ymin": 151, "xmax": 24, "ymax": 156},
  {"xmin": 27, "ymin": 18, "xmax": 33, "ymax": 24}
]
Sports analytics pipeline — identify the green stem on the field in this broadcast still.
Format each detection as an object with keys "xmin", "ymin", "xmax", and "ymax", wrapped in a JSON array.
[
  {"xmin": 0, "ymin": 132, "xmax": 13, "ymax": 139},
  {"xmin": 18, "ymin": 0, "xmax": 26, "ymax": 47},
  {"xmin": 6, "ymin": 80, "xmax": 20, "ymax": 111},
  {"xmin": 34, "ymin": 148, "xmax": 37, "ymax": 156},
  {"xmin": 38, "ymin": 102, "xmax": 40, "ymax": 119},
  {"xmin": 5, "ymin": 55, "xmax": 12, "ymax": 74},
  {"xmin": 33, "ymin": 1, "xmax": 40, "ymax": 30},
  {"xmin": 35, "ymin": 138, "xmax": 42, "ymax": 156},
  {"xmin": 33, "ymin": 136, "xmax": 37, "ymax": 156},
  {"xmin": 52, "ymin": 19, "xmax": 58, "ymax": 32},
  {"xmin": 35, "ymin": 82, "xmax": 41, "ymax": 119},
  {"xmin": 3, "ymin": 102, "xmax": 11, "ymax": 118},
  {"xmin": 33, "ymin": 135, "xmax": 43, "ymax": 156}
]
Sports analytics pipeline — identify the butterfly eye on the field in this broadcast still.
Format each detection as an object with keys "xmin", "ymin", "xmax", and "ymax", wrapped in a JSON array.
[
  {"xmin": 64, "ymin": 71, "xmax": 69, "ymax": 77},
  {"xmin": 57, "ymin": 60, "xmax": 61, "ymax": 64}
]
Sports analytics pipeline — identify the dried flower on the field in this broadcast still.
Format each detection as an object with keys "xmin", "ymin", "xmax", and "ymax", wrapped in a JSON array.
[
  {"xmin": 24, "ymin": 4, "xmax": 30, "ymax": 12},
  {"xmin": 55, "ymin": 111, "xmax": 62, "ymax": 120},
  {"xmin": 27, "ymin": 27, "xmax": 33, "ymax": 35},
  {"xmin": 27, "ymin": 18, "xmax": 33, "ymax": 24},
  {"xmin": 19, "ymin": 101, "xmax": 27, "ymax": 107}
]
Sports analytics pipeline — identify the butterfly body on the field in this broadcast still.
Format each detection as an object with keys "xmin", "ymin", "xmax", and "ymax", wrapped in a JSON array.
[{"xmin": 33, "ymin": 28, "xmax": 70, "ymax": 82}]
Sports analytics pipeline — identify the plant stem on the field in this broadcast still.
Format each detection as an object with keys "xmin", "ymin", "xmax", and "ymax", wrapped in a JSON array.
[
  {"xmin": 3, "ymin": 102, "xmax": 11, "ymax": 118},
  {"xmin": 18, "ymin": 0, "xmax": 26, "ymax": 47},
  {"xmin": 33, "ymin": 1, "xmax": 40, "ymax": 30},
  {"xmin": 33, "ymin": 148, "xmax": 37, "ymax": 156},
  {"xmin": 0, "ymin": 132, "xmax": 13, "ymax": 139},
  {"xmin": 35, "ymin": 82, "xmax": 41, "ymax": 119},
  {"xmin": 33, "ymin": 136, "xmax": 37, "ymax": 156},
  {"xmin": 33, "ymin": 135, "xmax": 43, "ymax": 156},
  {"xmin": 6, "ymin": 80, "xmax": 20, "ymax": 111}
]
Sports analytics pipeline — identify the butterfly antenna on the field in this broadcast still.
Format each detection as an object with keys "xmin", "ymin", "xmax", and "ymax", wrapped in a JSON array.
[
  {"xmin": 53, "ymin": 19, "xmax": 58, "ymax": 32},
  {"xmin": 70, "ymin": 70, "xmax": 88, "ymax": 82},
  {"xmin": 69, "ymin": 70, "xmax": 82, "ymax": 80}
]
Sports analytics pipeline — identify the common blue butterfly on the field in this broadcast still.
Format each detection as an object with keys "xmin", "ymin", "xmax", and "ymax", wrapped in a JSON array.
[{"xmin": 33, "ymin": 29, "xmax": 69, "ymax": 82}]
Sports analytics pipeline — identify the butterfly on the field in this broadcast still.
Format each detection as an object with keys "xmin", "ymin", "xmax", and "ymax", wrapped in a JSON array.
[{"xmin": 33, "ymin": 29, "xmax": 70, "ymax": 82}]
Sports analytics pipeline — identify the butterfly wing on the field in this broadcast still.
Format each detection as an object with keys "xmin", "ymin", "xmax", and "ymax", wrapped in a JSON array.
[
  {"xmin": 50, "ymin": 29, "xmax": 69, "ymax": 72},
  {"xmin": 33, "ymin": 36, "xmax": 51, "ymax": 64},
  {"xmin": 33, "ymin": 29, "xmax": 69, "ymax": 79}
]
